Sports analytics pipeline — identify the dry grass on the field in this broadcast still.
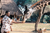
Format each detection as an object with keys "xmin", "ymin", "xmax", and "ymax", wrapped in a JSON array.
[{"xmin": 10, "ymin": 23, "xmax": 50, "ymax": 33}]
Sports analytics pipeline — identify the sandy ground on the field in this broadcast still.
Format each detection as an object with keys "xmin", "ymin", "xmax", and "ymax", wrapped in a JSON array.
[{"xmin": 10, "ymin": 23, "xmax": 50, "ymax": 33}]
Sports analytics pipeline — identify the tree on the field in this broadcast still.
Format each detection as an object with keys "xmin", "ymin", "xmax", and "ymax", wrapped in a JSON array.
[
  {"xmin": 35, "ymin": 6, "xmax": 46, "ymax": 31},
  {"xmin": 17, "ymin": 0, "xmax": 26, "ymax": 6},
  {"xmin": 35, "ymin": 9, "xmax": 42, "ymax": 31}
]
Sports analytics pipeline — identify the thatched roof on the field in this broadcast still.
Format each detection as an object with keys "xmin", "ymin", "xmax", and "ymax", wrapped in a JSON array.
[{"xmin": 1, "ymin": 0, "xmax": 23, "ymax": 16}]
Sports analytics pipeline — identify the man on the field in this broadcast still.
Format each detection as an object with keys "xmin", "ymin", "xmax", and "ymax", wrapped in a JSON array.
[
  {"xmin": 1, "ymin": 11, "xmax": 13, "ymax": 33},
  {"xmin": 1, "ymin": 11, "xmax": 22, "ymax": 33}
]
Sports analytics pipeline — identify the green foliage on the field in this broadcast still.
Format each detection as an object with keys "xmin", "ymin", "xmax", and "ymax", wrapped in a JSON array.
[{"xmin": 17, "ymin": 0, "xmax": 40, "ymax": 6}]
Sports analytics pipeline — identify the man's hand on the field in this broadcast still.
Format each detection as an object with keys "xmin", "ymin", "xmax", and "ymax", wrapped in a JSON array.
[
  {"xmin": 12, "ymin": 19, "xmax": 16, "ymax": 23},
  {"xmin": 12, "ymin": 19, "xmax": 23, "ymax": 23}
]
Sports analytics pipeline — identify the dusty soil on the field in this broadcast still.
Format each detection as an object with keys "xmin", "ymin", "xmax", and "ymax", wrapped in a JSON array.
[{"xmin": 10, "ymin": 23, "xmax": 50, "ymax": 33}]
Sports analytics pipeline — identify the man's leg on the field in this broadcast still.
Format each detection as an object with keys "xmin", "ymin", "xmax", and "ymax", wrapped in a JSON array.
[
  {"xmin": 8, "ymin": 31, "xmax": 10, "ymax": 33},
  {"xmin": 4, "ymin": 31, "xmax": 6, "ymax": 33},
  {"xmin": 4, "ymin": 31, "xmax": 10, "ymax": 33},
  {"xmin": 1, "ymin": 27, "xmax": 4, "ymax": 33}
]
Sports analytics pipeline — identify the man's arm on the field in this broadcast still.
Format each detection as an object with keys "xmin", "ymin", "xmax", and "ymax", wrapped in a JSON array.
[{"xmin": 12, "ymin": 19, "xmax": 23, "ymax": 23}]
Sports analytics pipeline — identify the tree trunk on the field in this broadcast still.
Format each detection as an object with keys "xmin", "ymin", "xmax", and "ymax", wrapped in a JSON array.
[
  {"xmin": 35, "ymin": 9, "xmax": 42, "ymax": 31},
  {"xmin": 22, "ymin": 16, "xmax": 25, "ymax": 23},
  {"xmin": 35, "ymin": 17, "xmax": 40, "ymax": 31},
  {"xmin": 35, "ymin": 6, "xmax": 46, "ymax": 31},
  {"xmin": 40, "ymin": 14, "xmax": 45, "ymax": 23}
]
